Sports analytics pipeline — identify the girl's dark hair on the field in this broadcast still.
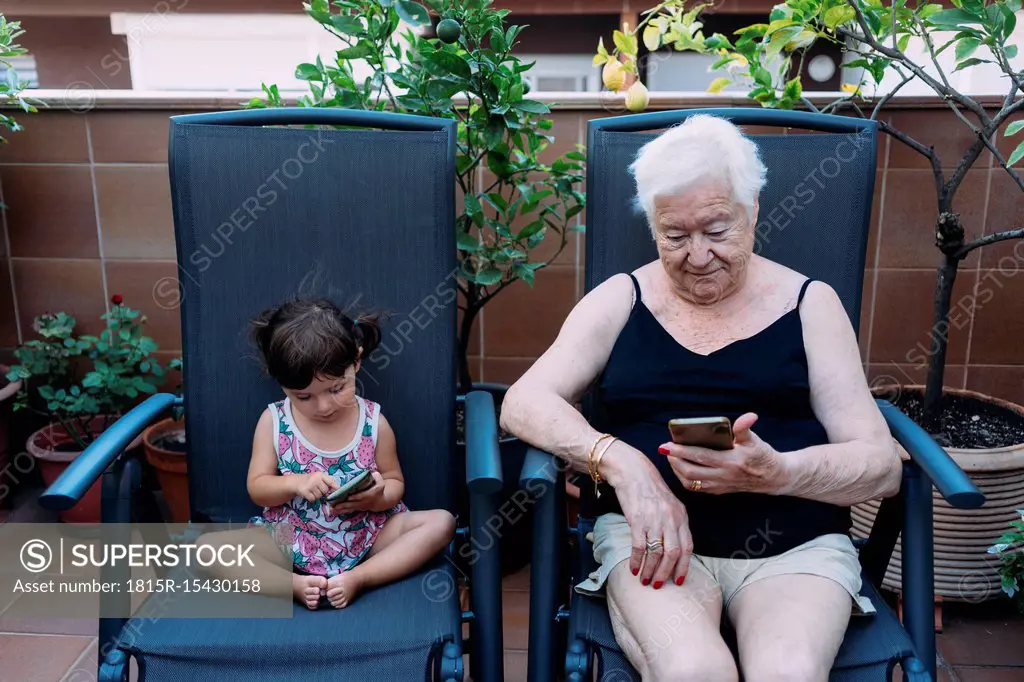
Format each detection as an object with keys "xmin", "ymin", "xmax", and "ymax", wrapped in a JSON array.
[{"xmin": 250, "ymin": 298, "xmax": 383, "ymax": 390}]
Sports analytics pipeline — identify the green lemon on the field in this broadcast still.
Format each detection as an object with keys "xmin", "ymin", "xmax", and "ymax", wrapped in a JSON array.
[{"xmin": 436, "ymin": 18, "xmax": 462, "ymax": 44}]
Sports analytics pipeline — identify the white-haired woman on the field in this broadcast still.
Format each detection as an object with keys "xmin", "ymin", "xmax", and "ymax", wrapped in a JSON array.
[{"xmin": 500, "ymin": 114, "xmax": 902, "ymax": 681}]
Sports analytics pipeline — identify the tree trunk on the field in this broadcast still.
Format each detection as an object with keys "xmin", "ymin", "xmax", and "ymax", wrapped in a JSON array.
[{"xmin": 922, "ymin": 254, "xmax": 959, "ymax": 433}]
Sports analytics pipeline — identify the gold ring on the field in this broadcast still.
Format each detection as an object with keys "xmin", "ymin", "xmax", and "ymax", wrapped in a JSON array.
[
  {"xmin": 690, "ymin": 479, "xmax": 703, "ymax": 491},
  {"xmin": 645, "ymin": 538, "xmax": 664, "ymax": 552}
]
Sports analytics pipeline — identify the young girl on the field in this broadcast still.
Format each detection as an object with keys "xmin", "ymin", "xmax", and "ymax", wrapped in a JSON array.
[{"xmin": 245, "ymin": 298, "xmax": 456, "ymax": 610}]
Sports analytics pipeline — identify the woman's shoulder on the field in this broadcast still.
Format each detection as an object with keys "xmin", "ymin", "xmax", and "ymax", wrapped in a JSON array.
[{"xmin": 756, "ymin": 258, "xmax": 838, "ymax": 306}]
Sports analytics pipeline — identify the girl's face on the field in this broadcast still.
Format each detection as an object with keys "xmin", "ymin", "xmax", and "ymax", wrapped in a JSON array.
[{"xmin": 284, "ymin": 354, "xmax": 361, "ymax": 424}]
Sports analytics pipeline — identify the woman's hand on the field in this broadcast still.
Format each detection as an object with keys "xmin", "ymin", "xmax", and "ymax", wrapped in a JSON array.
[
  {"xmin": 328, "ymin": 471, "xmax": 389, "ymax": 515},
  {"xmin": 292, "ymin": 472, "xmax": 339, "ymax": 503},
  {"xmin": 603, "ymin": 443, "xmax": 694, "ymax": 589},
  {"xmin": 659, "ymin": 413, "xmax": 784, "ymax": 495}
]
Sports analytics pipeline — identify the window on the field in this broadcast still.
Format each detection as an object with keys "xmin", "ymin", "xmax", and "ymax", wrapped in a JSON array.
[{"xmin": 519, "ymin": 54, "xmax": 601, "ymax": 92}]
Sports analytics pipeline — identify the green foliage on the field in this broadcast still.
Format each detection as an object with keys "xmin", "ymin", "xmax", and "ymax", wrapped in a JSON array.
[
  {"xmin": 0, "ymin": 14, "xmax": 35, "ymax": 144},
  {"xmin": 989, "ymin": 510, "xmax": 1024, "ymax": 614},
  {"xmin": 247, "ymin": 0, "xmax": 586, "ymax": 388},
  {"xmin": 4, "ymin": 298, "xmax": 177, "ymax": 449}
]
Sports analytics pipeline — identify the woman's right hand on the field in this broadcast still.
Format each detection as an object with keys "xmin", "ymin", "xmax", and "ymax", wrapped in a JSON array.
[
  {"xmin": 291, "ymin": 472, "xmax": 339, "ymax": 503},
  {"xmin": 605, "ymin": 445, "xmax": 693, "ymax": 589}
]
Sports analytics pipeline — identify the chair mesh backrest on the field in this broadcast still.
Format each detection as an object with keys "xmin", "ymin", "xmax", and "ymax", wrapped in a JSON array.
[
  {"xmin": 585, "ymin": 111, "xmax": 877, "ymax": 332},
  {"xmin": 169, "ymin": 115, "xmax": 456, "ymax": 522}
]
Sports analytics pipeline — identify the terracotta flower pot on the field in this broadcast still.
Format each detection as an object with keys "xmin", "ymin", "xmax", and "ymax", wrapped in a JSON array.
[
  {"xmin": 142, "ymin": 417, "xmax": 189, "ymax": 524},
  {"xmin": 852, "ymin": 386, "xmax": 1024, "ymax": 603},
  {"xmin": 27, "ymin": 416, "xmax": 143, "ymax": 524},
  {"xmin": 0, "ymin": 367, "xmax": 24, "ymax": 507}
]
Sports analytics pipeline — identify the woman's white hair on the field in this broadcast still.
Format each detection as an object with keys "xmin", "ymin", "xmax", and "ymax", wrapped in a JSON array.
[{"xmin": 629, "ymin": 114, "xmax": 768, "ymax": 233}]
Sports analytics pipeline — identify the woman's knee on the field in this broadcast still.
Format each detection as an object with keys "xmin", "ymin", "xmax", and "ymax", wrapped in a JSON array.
[
  {"xmin": 741, "ymin": 648, "xmax": 830, "ymax": 682},
  {"xmin": 647, "ymin": 646, "xmax": 738, "ymax": 682}
]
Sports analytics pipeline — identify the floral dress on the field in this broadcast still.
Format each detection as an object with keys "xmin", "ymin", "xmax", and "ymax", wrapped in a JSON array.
[{"xmin": 249, "ymin": 395, "xmax": 407, "ymax": 577}]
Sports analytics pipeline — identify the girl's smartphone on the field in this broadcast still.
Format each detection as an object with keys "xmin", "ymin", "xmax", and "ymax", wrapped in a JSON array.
[
  {"xmin": 325, "ymin": 470, "xmax": 374, "ymax": 503},
  {"xmin": 668, "ymin": 417, "xmax": 734, "ymax": 450}
]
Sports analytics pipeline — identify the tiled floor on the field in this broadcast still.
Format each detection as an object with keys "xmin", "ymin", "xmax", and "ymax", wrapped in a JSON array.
[{"xmin": 2, "ymin": 489, "xmax": 1022, "ymax": 681}]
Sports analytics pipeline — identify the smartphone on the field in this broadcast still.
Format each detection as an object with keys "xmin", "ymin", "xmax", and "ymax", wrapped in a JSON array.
[
  {"xmin": 325, "ymin": 470, "xmax": 374, "ymax": 504},
  {"xmin": 668, "ymin": 417, "xmax": 734, "ymax": 450}
]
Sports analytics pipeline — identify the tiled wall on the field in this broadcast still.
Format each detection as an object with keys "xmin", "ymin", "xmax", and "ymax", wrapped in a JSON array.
[{"xmin": 1, "ymin": 97, "xmax": 1022, "ymax": 406}]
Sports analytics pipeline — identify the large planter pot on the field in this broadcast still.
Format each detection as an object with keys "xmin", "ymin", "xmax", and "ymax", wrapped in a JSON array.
[
  {"xmin": 456, "ymin": 382, "xmax": 532, "ymax": 577},
  {"xmin": 142, "ymin": 417, "xmax": 189, "ymax": 523},
  {"xmin": 0, "ymin": 367, "xmax": 23, "ymax": 509},
  {"xmin": 852, "ymin": 386, "xmax": 1024, "ymax": 603},
  {"xmin": 27, "ymin": 416, "xmax": 143, "ymax": 524}
]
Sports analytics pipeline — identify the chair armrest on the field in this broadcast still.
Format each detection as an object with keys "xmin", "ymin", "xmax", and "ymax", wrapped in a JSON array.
[
  {"xmin": 464, "ymin": 390, "xmax": 502, "ymax": 495},
  {"xmin": 38, "ymin": 393, "xmax": 181, "ymax": 511},
  {"xmin": 520, "ymin": 445, "xmax": 560, "ymax": 487},
  {"xmin": 876, "ymin": 399, "xmax": 985, "ymax": 509}
]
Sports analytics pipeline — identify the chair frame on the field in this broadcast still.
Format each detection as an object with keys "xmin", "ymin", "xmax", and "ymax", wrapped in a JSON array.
[
  {"xmin": 38, "ymin": 108, "xmax": 506, "ymax": 682},
  {"xmin": 519, "ymin": 108, "xmax": 986, "ymax": 682}
]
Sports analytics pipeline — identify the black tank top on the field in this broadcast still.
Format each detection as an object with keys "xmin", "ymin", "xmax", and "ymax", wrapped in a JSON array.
[{"xmin": 583, "ymin": 273, "xmax": 852, "ymax": 558}]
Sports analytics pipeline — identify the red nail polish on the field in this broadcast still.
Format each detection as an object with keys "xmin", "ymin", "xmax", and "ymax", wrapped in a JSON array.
[
  {"xmin": 658, "ymin": 446, "xmax": 670, "ymax": 455},
  {"xmin": 641, "ymin": 578, "xmax": 650, "ymax": 586},
  {"xmin": 653, "ymin": 581, "xmax": 663, "ymax": 590},
  {"xmin": 676, "ymin": 576, "xmax": 685, "ymax": 585},
  {"xmin": 631, "ymin": 566, "xmax": 639, "ymax": 576}
]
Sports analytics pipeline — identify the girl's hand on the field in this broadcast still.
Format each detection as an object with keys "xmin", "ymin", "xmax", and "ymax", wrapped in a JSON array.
[
  {"xmin": 329, "ymin": 471, "xmax": 388, "ymax": 515},
  {"xmin": 292, "ymin": 472, "xmax": 339, "ymax": 503}
]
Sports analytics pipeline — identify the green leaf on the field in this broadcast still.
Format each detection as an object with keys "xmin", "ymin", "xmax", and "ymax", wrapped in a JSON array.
[
  {"xmin": 752, "ymin": 64, "xmax": 773, "ymax": 87},
  {"xmin": 1005, "ymin": 121, "xmax": 1024, "ymax": 137},
  {"xmin": 512, "ymin": 99, "xmax": 549, "ymax": 114},
  {"xmin": 953, "ymin": 56, "xmax": 989, "ymax": 71},
  {"xmin": 427, "ymin": 50, "xmax": 473, "ymax": 79},
  {"xmin": 1005, "ymin": 44, "xmax": 1018, "ymax": 60},
  {"xmin": 926, "ymin": 8, "xmax": 985, "ymax": 27},
  {"xmin": 474, "ymin": 267, "xmax": 503, "ymax": 286},
  {"xmin": 329, "ymin": 14, "xmax": 364, "ymax": 35},
  {"xmin": 643, "ymin": 25, "xmax": 662, "ymax": 52},
  {"xmin": 897, "ymin": 33, "xmax": 911, "ymax": 53},
  {"xmin": 426, "ymin": 78, "xmax": 463, "ymax": 100},
  {"xmin": 457, "ymin": 232, "xmax": 479, "ymax": 252},
  {"xmin": 824, "ymin": 5, "xmax": 856, "ymax": 29},
  {"xmin": 295, "ymin": 63, "xmax": 322, "ymax": 81},
  {"xmin": 1009, "ymin": 140, "xmax": 1024, "ymax": 167},
  {"xmin": 516, "ymin": 219, "xmax": 545, "ymax": 240},
  {"xmin": 784, "ymin": 76, "xmax": 802, "ymax": 101},
  {"xmin": 395, "ymin": 0, "xmax": 430, "ymax": 26},
  {"xmin": 613, "ymin": 30, "xmax": 639, "ymax": 57},
  {"xmin": 337, "ymin": 42, "xmax": 374, "ymax": 60},
  {"xmin": 955, "ymin": 37, "xmax": 981, "ymax": 61}
]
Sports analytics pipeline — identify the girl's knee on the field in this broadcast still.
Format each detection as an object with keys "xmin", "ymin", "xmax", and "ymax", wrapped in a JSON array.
[{"xmin": 428, "ymin": 509, "xmax": 457, "ymax": 539}]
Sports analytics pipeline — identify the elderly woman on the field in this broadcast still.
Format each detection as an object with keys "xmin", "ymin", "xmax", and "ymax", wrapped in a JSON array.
[{"xmin": 500, "ymin": 114, "xmax": 902, "ymax": 682}]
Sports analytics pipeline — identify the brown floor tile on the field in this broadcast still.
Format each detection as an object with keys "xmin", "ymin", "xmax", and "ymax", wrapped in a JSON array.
[
  {"xmin": 61, "ymin": 638, "xmax": 97, "ymax": 681},
  {"xmin": 502, "ymin": 588, "xmax": 529, "ymax": 650},
  {"xmin": 482, "ymin": 357, "xmax": 537, "ymax": 386},
  {"xmin": 879, "ymin": 169, "xmax": 987, "ymax": 269},
  {"xmin": 938, "ymin": 606, "xmax": 1024, "ymax": 667},
  {"xmin": 978, "ymin": 169, "xmax": 1024, "ymax": 269},
  {"xmin": 503, "ymin": 565, "xmax": 531, "ymax": 593},
  {"xmin": 89, "ymin": 112, "xmax": 177, "ymax": 164},
  {"xmin": 2, "ymin": 167, "xmax": 99, "ymax": 259},
  {"xmin": 484, "ymin": 266, "xmax": 577, "ymax": 357},
  {"xmin": 0, "ymin": 113, "xmax": 89, "ymax": 164},
  {"xmin": 0, "ymin": 633, "xmax": 94, "ymax": 682},
  {"xmin": 969, "ymin": 270, "xmax": 1024, "ymax": 365},
  {"xmin": 886, "ymin": 110, "xmax": 994, "ymax": 171},
  {"xmin": 12, "ymin": 259, "xmax": 107, "ymax": 337},
  {"xmin": 503, "ymin": 649, "xmax": 528, "ymax": 682},
  {"xmin": 954, "ymin": 667, "xmax": 1024, "ymax": 681},
  {"xmin": 96, "ymin": 167, "xmax": 175, "ymax": 260},
  {"xmin": 965, "ymin": 366, "xmax": 1024, "ymax": 407},
  {"xmin": 869, "ymin": 269, "xmax": 974, "ymax": 364},
  {"xmin": 0, "ymin": 614, "xmax": 97, "ymax": 637},
  {"xmin": 103, "ymin": 261, "xmax": 182, "ymax": 351}
]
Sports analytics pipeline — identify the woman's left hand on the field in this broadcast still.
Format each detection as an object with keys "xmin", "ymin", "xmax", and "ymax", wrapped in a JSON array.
[
  {"xmin": 658, "ymin": 413, "xmax": 784, "ymax": 495},
  {"xmin": 328, "ymin": 471, "xmax": 389, "ymax": 516}
]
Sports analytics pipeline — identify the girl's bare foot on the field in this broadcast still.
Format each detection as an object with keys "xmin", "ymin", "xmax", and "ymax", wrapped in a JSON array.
[
  {"xmin": 293, "ymin": 574, "xmax": 327, "ymax": 610},
  {"xmin": 326, "ymin": 570, "xmax": 365, "ymax": 608}
]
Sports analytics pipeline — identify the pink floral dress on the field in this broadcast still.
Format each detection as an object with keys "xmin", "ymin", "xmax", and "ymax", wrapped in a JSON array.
[{"xmin": 249, "ymin": 395, "xmax": 407, "ymax": 577}]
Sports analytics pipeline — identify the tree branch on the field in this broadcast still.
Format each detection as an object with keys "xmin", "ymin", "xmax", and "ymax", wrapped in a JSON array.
[
  {"xmin": 870, "ymin": 67, "xmax": 914, "ymax": 120},
  {"xmin": 943, "ymin": 134, "xmax": 987, "ymax": 211},
  {"xmin": 954, "ymin": 228, "xmax": 1024, "ymax": 259}
]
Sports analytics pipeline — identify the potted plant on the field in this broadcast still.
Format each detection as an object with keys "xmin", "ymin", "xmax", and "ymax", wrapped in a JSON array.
[
  {"xmin": 5, "ymin": 297, "xmax": 175, "ymax": 523},
  {"xmin": 599, "ymin": 0, "xmax": 1024, "ymax": 602},
  {"xmin": 989, "ymin": 509, "xmax": 1024, "ymax": 613},
  {"xmin": 141, "ymin": 358, "xmax": 187, "ymax": 523},
  {"xmin": 1, "ymin": 13, "xmax": 35, "ymax": 146},
  {"xmin": 250, "ymin": 0, "xmax": 586, "ymax": 574}
]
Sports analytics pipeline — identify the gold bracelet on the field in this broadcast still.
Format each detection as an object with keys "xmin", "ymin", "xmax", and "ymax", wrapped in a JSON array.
[
  {"xmin": 587, "ymin": 433, "xmax": 613, "ymax": 485},
  {"xmin": 592, "ymin": 437, "xmax": 618, "ymax": 498}
]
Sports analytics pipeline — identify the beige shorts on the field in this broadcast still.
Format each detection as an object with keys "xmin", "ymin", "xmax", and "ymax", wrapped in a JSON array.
[{"xmin": 574, "ymin": 513, "xmax": 876, "ymax": 616}]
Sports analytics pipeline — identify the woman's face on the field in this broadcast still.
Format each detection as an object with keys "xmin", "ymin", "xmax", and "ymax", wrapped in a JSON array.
[{"xmin": 652, "ymin": 183, "xmax": 756, "ymax": 305}]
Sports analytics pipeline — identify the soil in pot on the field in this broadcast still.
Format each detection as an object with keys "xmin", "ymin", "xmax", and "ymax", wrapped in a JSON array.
[{"xmin": 889, "ymin": 390, "xmax": 1024, "ymax": 449}]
